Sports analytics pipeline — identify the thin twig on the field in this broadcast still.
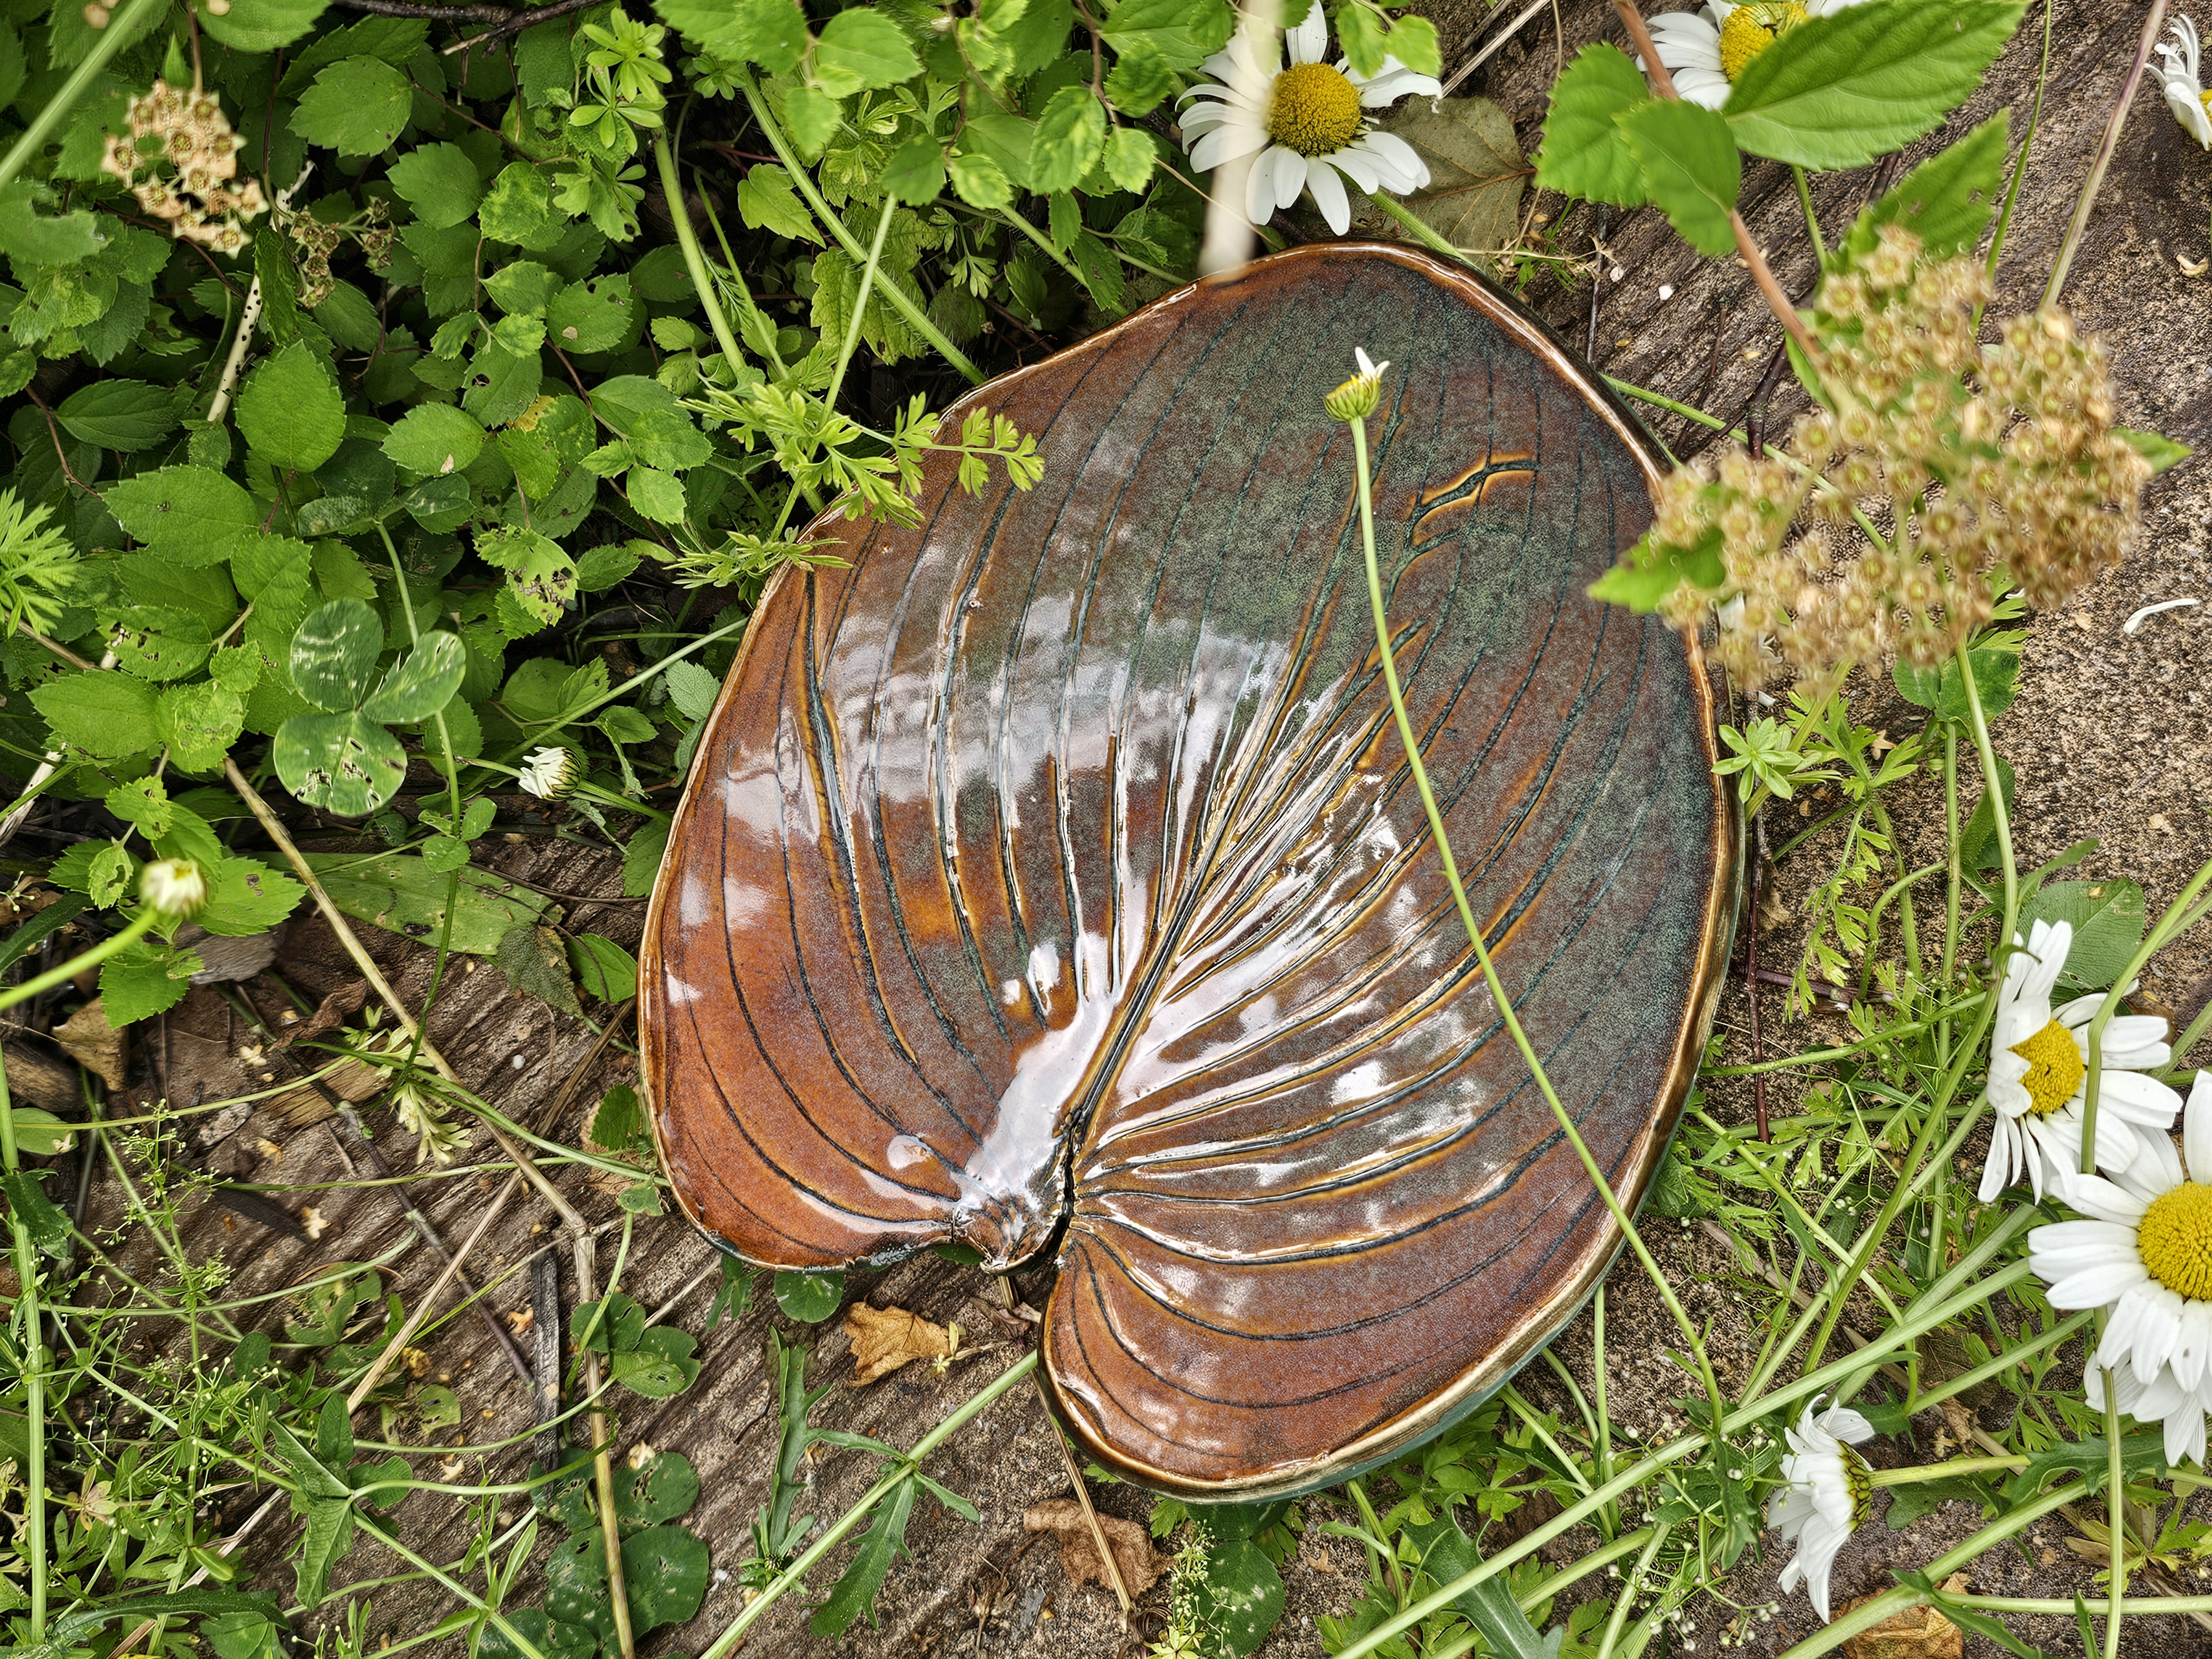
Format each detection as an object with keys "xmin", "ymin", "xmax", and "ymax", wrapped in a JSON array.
[
  {"xmin": 441, "ymin": 0, "xmax": 601, "ymax": 54},
  {"xmin": 1438, "ymin": 0, "xmax": 1551, "ymax": 98},
  {"xmin": 999, "ymin": 1277, "xmax": 1130, "ymax": 1618},
  {"xmin": 332, "ymin": 0, "xmax": 514, "ymax": 19},
  {"xmin": 2042, "ymin": 0, "xmax": 2167, "ymax": 305}
]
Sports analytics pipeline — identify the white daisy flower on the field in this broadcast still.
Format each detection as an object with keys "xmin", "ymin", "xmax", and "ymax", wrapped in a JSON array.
[
  {"xmin": 1642, "ymin": 0, "xmax": 1874, "ymax": 111},
  {"xmin": 517, "ymin": 745, "xmax": 578, "ymax": 800},
  {"xmin": 1767, "ymin": 1398, "xmax": 1874, "ymax": 1621},
  {"xmin": 1977, "ymin": 917, "xmax": 2180, "ymax": 1204},
  {"xmin": 2157, "ymin": 16, "xmax": 2212, "ymax": 149},
  {"xmin": 1176, "ymin": 3, "xmax": 1440, "ymax": 236},
  {"xmin": 139, "ymin": 857, "xmax": 207, "ymax": 917},
  {"xmin": 2029, "ymin": 1073, "xmax": 2212, "ymax": 1469}
]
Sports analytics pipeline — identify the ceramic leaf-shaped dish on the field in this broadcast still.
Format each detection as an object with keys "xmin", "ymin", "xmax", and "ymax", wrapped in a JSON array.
[{"xmin": 641, "ymin": 244, "xmax": 1735, "ymax": 1500}]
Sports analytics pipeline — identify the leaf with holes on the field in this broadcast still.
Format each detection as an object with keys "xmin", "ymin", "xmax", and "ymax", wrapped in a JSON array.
[{"xmin": 273, "ymin": 712, "xmax": 408, "ymax": 817}]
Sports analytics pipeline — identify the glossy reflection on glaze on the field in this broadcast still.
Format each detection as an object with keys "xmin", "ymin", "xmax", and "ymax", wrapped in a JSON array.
[{"xmin": 639, "ymin": 244, "xmax": 1733, "ymax": 1499}]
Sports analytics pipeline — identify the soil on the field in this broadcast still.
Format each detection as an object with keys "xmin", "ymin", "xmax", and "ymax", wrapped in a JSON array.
[{"xmin": 54, "ymin": 1, "xmax": 2212, "ymax": 1654}]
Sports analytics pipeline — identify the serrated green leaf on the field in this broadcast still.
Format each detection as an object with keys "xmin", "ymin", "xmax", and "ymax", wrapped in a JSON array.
[
  {"xmin": 57, "ymin": 378, "xmax": 177, "ymax": 450},
  {"xmin": 1533, "ymin": 43, "xmax": 1651, "ymax": 207},
  {"xmin": 811, "ymin": 1479, "xmax": 915, "ymax": 1635},
  {"xmin": 546, "ymin": 272, "xmax": 634, "ymax": 353},
  {"xmin": 1031, "ymin": 86, "xmax": 1106, "ymax": 194},
  {"xmin": 293, "ymin": 55, "xmax": 414, "ymax": 156},
  {"xmin": 30, "ymin": 670, "xmax": 159, "ymax": 757},
  {"xmin": 1834, "ymin": 112, "xmax": 2007, "ymax": 270},
  {"xmin": 238, "ymin": 342, "xmax": 346, "ymax": 471},
  {"xmin": 813, "ymin": 7, "xmax": 920, "ymax": 95},
  {"xmin": 105, "ymin": 465, "xmax": 259, "ymax": 562},
  {"xmin": 383, "ymin": 403, "xmax": 487, "ymax": 479},
  {"xmin": 99, "ymin": 939, "xmax": 200, "ymax": 1025},
  {"xmin": 1620, "ymin": 97, "xmax": 1741, "ymax": 256},
  {"xmin": 305, "ymin": 851, "xmax": 547, "ymax": 952},
  {"xmin": 479, "ymin": 162, "xmax": 567, "ymax": 251},
  {"xmin": 1722, "ymin": 0, "xmax": 2026, "ymax": 169},
  {"xmin": 736, "ymin": 162, "xmax": 822, "ymax": 242},
  {"xmin": 654, "ymin": 0, "xmax": 806, "ymax": 72},
  {"xmin": 568, "ymin": 932, "xmax": 639, "ymax": 1002},
  {"xmin": 627, "ymin": 466, "xmax": 687, "ymax": 523},
  {"xmin": 884, "ymin": 135, "xmax": 947, "ymax": 205},
  {"xmin": 155, "ymin": 679, "xmax": 247, "ymax": 770},
  {"xmin": 1098, "ymin": 0, "xmax": 1233, "ymax": 71},
  {"xmin": 388, "ymin": 142, "xmax": 483, "ymax": 230},
  {"xmin": 198, "ymin": 0, "xmax": 331, "ymax": 50},
  {"xmin": 946, "ymin": 149, "xmax": 1014, "ymax": 211}
]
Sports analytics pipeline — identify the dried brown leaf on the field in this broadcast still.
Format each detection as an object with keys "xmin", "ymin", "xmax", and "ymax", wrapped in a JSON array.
[
  {"xmin": 54, "ymin": 999, "xmax": 127, "ymax": 1092},
  {"xmin": 1841, "ymin": 1577, "xmax": 1965, "ymax": 1659},
  {"xmin": 843, "ymin": 1303, "xmax": 955, "ymax": 1384},
  {"xmin": 1024, "ymin": 1498, "xmax": 1168, "ymax": 1599}
]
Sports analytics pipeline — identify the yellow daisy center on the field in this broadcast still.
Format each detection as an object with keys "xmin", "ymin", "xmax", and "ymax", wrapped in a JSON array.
[
  {"xmin": 1267, "ymin": 62, "xmax": 1364, "ymax": 158},
  {"xmin": 1718, "ymin": 1, "xmax": 1809, "ymax": 80},
  {"xmin": 2007, "ymin": 1017, "xmax": 2084, "ymax": 1119},
  {"xmin": 2138, "ymin": 1183, "xmax": 2212, "ymax": 1301}
]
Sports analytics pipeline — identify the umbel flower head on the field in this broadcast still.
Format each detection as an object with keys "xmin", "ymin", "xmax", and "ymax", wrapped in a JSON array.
[
  {"xmin": 2030, "ymin": 1073, "xmax": 2212, "ymax": 1468},
  {"xmin": 1635, "ymin": 227, "xmax": 2148, "ymax": 691},
  {"xmin": 1767, "ymin": 1398, "xmax": 1874, "ymax": 1621},
  {"xmin": 1979, "ymin": 919, "xmax": 2180, "ymax": 1203},
  {"xmin": 99, "ymin": 81, "xmax": 268, "ymax": 254},
  {"xmin": 2158, "ymin": 16, "xmax": 2212, "ymax": 149},
  {"xmin": 1177, "ymin": 4, "xmax": 1439, "ymax": 236},
  {"xmin": 1642, "ymin": 0, "xmax": 1872, "ymax": 109}
]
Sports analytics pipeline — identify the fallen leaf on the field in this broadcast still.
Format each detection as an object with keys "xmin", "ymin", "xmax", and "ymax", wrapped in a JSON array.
[
  {"xmin": 844, "ymin": 1303, "xmax": 957, "ymax": 1384},
  {"xmin": 1025, "ymin": 1499, "xmax": 1170, "ymax": 1599},
  {"xmin": 402, "ymin": 1346, "xmax": 432, "ymax": 1378},
  {"xmin": 54, "ymin": 1000, "xmax": 127, "ymax": 1092},
  {"xmin": 1841, "ymin": 1577, "xmax": 1965, "ymax": 1659},
  {"xmin": 273, "ymin": 981, "xmax": 372, "ymax": 1053}
]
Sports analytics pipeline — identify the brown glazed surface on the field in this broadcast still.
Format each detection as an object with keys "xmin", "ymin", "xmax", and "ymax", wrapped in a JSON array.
[{"xmin": 640, "ymin": 243, "xmax": 1735, "ymax": 1499}]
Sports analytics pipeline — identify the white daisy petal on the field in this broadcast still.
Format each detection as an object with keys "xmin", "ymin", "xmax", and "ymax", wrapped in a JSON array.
[
  {"xmin": 2187, "ymin": 1072, "xmax": 2212, "ymax": 1183},
  {"xmin": 1245, "ymin": 144, "xmax": 1283, "ymax": 225},
  {"xmin": 1671, "ymin": 66, "xmax": 1733, "ymax": 107},
  {"xmin": 1270, "ymin": 146, "xmax": 1308, "ymax": 212},
  {"xmin": 2046, "ymin": 1261, "xmax": 2152, "ymax": 1308},
  {"xmin": 1191, "ymin": 122, "xmax": 1271, "ymax": 173},
  {"xmin": 1305, "ymin": 156, "xmax": 1352, "ymax": 234},
  {"xmin": 1359, "ymin": 129, "xmax": 1428, "ymax": 190},
  {"xmin": 1286, "ymin": 0, "xmax": 1328, "ymax": 66}
]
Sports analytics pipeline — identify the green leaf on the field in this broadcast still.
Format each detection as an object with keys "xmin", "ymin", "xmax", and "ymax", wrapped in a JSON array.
[
  {"xmin": 478, "ymin": 525, "xmax": 578, "ymax": 623},
  {"xmin": 611, "ymin": 1326, "xmax": 701, "ymax": 1396},
  {"xmin": 293, "ymin": 55, "xmax": 415, "ymax": 156},
  {"xmin": 655, "ymin": 0, "xmax": 806, "ymax": 71},
  {"xmin": 1721, "ymin": 0, "xmax": 2027, "ymax": 169},
  {"xmin": 2018, "ymin": 880, "xmax": 2147, "ymax": 993},
  {"xmin": 156, "ymin": 680, "xmax": 248, "ymax": 770},
  {"xmin": 884, "ymin": 135, "xmax": 947, "ymax": 205},
  {"xmin": 383, "ymin": 403, "xmax": 487, "ymax": 477},
  {"xmin": 813, "ymin": 7, "xmax": 921, "ymax": 93},
  {"xmin": 1098, "ymin": 0, "xmax": 1233, "ymax": 71},
  {"xmin": 238, "ymin": 342, "xmax": 346, "ymax": 472},
  {"xmin": 547, "ymin": 272, "xmax": 635, "ymax": 353},
  {"xmin": 1959, "ymin": 753, "xmax": 2014, "ymax": 874},
  {"xmin": 811, "ymin": 1479, "xmax": 916, "ymax": 1635},
  {"xmin": 0, "ymin": 180, "xmax": 103, "ymax": 268},
  {"xmin": 773, "ymin": 1268, "xmax": 843, "ymax": 1322},
  {"xmin": 615, "ymin": 1451, "xmax": 701, "ymax": 1531},
  {"xmin": 1031, "ymin": 86, "xmax": 1107, "ymax": 194},
  {"xmin": 50, "ymin": 1592, "xmax": 286, "ymax": 1647},
  {"xmin": 99, "ymin": 939, "xmax": 200, "ymax": 1024},
  {"xmin": 305, "ymin": 851, "xmax": 548, "ymax": 953},
  {"xmin": 290, "ymin": 598, "xmax": 386, "ymax": 711},
  {"xmin": 198, "ymin": 0, "xmax": 330, "ymax": 49},
  {"xmin": 736, "ymin": 162, "xmax": 823, "ymax": 242},
  {"xmin": 622, "ymin": 818, "xmax": 671, "ymax": 896},
  {"xmin": 1, "ymin": 1166, "xmax": 70, "ymax": 1254},
  {"xmin": 479, "ymin": 162, "xmax": 567, "ymax": 251},
  {"xmin": 1882, "ymin": 1472, "xmax": 1992, "ymax": 1531},
  {"xmin": 1620, "ymin": 99, "xmax": 1740, "ymax": 257},
  {"xmin": 1103, "ymin": 40, "xmax": 1173, "ymax": 117},
  {"xmin": 7, "ymin": 1107, "xmax": 77, "ymax": 1156},
  {"xmin": 1205, "ymin": 1535, "xmax": 1287, "ymax": 1656},
  {"xmin": 1401, "ymin": 1516, "xmax": 1552, "ymax": 1659},
  {"xmin": 1835, "ymin": 112, "xmax": 2007, "ymax": 270},
  {"xmin": 105, "ymin": 465, "xmax": 259, "ymax": 562},
  {"xmin": 498, "ymin": 920, "xmax": 583, "ymax": 1015},
  {"xmin": 946, "ymin": 150, "xmax": 1014, "ymax": 211},
  {"xmin": 199, "ymin": 856, "xmax": 306, "ymax": 936},
  {"xmin": 30, "ymin": 670, "xmax": 159, "ymax": 757},
  {"xmin": 1533, "ymin": 42, "xmax": 1650, "ymax": 207},
  {"xmin": 569, "ymin": 932, "xmax": 640, "ymax": 1001},
  {"xmin": 359, "ymin": 632, "xmax": 466, "ymax": 723},
  {"xmin": 1587, "ymin": 526, "xmax": 1725, "ymax": 612},
  {"xmin": 627, "ymin": 466, "xmax": 687, "ymax": 523},
  {"xmin": 57, "ymin": 378, "xmax": 177, "ymax": 450},
  {"xmin": 1999, "ymin": 1431, "xmax": 2166, "ymax": 1502},
  {"xmin": 1890, "ymin": 646, "xmax": 2018, "ymax": 722},
  {"xmin": 589, "ymin": 1083, "xmax": 650, "ymax": 1152},
  {"xmin": 274, "ymin": 712, "xmax": 409, "ymax": 816},
  {"xmin": 1385, "ymin": 96, "xmax": 1525, "ymax": 262},
  {"xmin": 388, "ymin": 142, "xmax": 483, "ymax": 230},
  {"xmin": 2118, "ymin": 428, "xmax": 2190, "ymax": 475}
]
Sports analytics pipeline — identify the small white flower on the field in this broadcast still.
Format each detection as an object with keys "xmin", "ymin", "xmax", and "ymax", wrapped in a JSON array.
[
  {"xmin": 1324, "ymin": 346, "xmax": 1391, "ymax": 422},
  {"xmin": 138, "ymin": 857, "xmax": 207, "ymax": 917},
  {"xmin": 1767, "ymin": 1398, "xmax": 1874, "ymax": 1621},
  {"xmin": 2157, "ymin": 16, "xmax": 2212, "ymax": 149},
  {"xmin": 1641, "ymin": 0, "xmax": 1874, "ymax": 111},
  {"xmin": 1978, "ymin": 918, "xmax": 2180, "ymax": 1203},
  {"xmin": 517, "ymin": 745, "xmax": 578, "ymax": 800},
  {"xmin": 1177, "ymin": 4, "xmax": 1439, "ymax": 236},
  {"xmin": 2031, "ymin": 1074, "xmax": 2212, "ymax": 1468}
]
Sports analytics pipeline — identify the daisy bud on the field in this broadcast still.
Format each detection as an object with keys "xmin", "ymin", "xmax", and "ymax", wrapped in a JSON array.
[
  {"xmin": 140, "ymin": 858, "xmax": 207, "ymax": 918},
  {"xmin": 518, "ymin": 745, "xmax": 579, "ymax": 801},
  {"xmin": 1324, "ymin": 347, "xmax": 1389, "ymax": 425}
]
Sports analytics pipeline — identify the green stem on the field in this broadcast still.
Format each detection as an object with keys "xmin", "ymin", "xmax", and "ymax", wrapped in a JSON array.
[
  {"xmin": 1866, "ymin": 1454, "xmax": 2026, "ymax": 1486},
  {"xmin": 1955, "ymin": 635, "xmax": 2018, "ymax": 973},
  {"xmin": 1347, "ymin": 407, "xmax": 1732, "ymax": 1462},
  {"xmin": 0, "ymin": 907, "xmax": 159, "ymax": 1013},
  {"xmin": 652, "ymin": 133, "xmax": 750, "ymax": 377},
  {"xmin": 2104, "ymin": 1366, "xmax": 2126, "ymax": 1659},
  {"xmin": 0, "ymin": 0, "xmax": 168, "ymax": 189},
  {"xmin": 1606, "ymin": 376, "xmax": 1726, "ymax": 433},
  {"xmin": 1594, "ymin": 1524, "xmax": 1670, "ymax": 1659},
  {"xmin": 0, "ymin": 1052, "xmax": 45, "ymax": 1637},
  {"xmin": 737, "ymin": 71, "xmax": 985, "ymax": 385},
  {"xmin": 2079, "ymin": 857, "xmax": 2212, "ymax": 1177},
  {"xmin": 353, "ymin": 1515, "xmax": 548, "ymax": 1659},
  {"xmin": 1979, "ymin": 0, "xmax": 2054, "ymax": 327},
  {"xmin": 1370, "ymin": 190, "xmax": 1476, "ymax": 268},
  {"xmin": 1791, "ymin": 165, "xmax": 1825, "ymax": 269},
  {"xmin": 698, "ymin": 1348, "xmax": 1039, "ymax": 1658}
]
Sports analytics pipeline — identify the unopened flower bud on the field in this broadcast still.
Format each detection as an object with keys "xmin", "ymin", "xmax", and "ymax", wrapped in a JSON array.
[
  {"xmin": 1324, "ymin": 346, "xmax": 1389, "ymax": 424},
  {"xmin": 517, "ymin": 745, "xmax": 578, "ymax": 800},
  {"xmin": 140, "ymin": 858, "xmax": 207, "ymax": 917}
]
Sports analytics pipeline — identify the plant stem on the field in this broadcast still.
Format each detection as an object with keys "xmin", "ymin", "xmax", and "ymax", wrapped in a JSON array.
[
  {"xmin": 0, "ymin": 1052, "xmax": 46, "ymax": 1637},
  {"xmin": 0, "ymin": 907, "xmax": 159, "ymax": 1011},
  {"xmin": 1866, "ymin": 1454, "xmax": 2026, "ymax": 1485},
  {"xmin": 1980, "ymin": 0, "xmax": 2055, "ymax": 324},
  {"xmin": 2104, "ymin": 1369, "xmax": 2126, "ymax": 1659},
  {"xmin": 1954, "ymin": 641, "xmax": 2018, "ymax": 958},
  {"xmin": 698, "ymin": 1349, "xmax": 1039, "ymax": 1657},
  {"xmin": 1792, "ymin": 165, "xmax": 1825, "ymax": 269},
  {"xmin": 2043, "ymin": 0, "xmax": 2167, "ymax": 306},
  {"xmin": 0, "ymin": 0, "xmax": 166, "ymax": 188},
  {"xmin": 737, "ymin": 72, "xmax": 985, "ymax": 384},
  {"xmin": 1345, "ymin": 404, "xmax": 1733, "ymax": 1459},
  {"xmin": 651, "ymin": 133, "xmax": 751, "ymax": 378}
]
